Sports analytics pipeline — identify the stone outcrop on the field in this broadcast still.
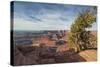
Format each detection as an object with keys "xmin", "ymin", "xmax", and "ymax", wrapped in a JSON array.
[{"xmin": 13, "ymin": 45, "xmax": 86, "ymax": 66}]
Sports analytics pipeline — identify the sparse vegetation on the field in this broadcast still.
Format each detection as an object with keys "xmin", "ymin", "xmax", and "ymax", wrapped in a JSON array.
[{"xmin": 68, "ymin": 7, "xmax": 97, "ymax": 52}]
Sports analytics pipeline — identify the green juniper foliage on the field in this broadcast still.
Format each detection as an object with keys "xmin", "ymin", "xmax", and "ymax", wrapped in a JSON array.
[{"xmin": 69, "ymin": 6, "xmax": 97, "ymax": 52}]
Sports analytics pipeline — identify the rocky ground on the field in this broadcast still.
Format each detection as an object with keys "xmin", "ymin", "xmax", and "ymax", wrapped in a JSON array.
[{"xmin": 12, "ymin": 45, "xmax": 97, "ymax": 66}]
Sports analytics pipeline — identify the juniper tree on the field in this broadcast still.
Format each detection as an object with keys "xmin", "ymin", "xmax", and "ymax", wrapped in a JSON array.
[{"xmin": 69, "ymin": 6, "xmax": 97, "ymax": 52}]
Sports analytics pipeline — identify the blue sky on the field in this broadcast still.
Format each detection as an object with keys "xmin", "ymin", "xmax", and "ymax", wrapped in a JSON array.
[{"xmin": 13, "ymin": 1, "xmax": 97, "ymax": 31}]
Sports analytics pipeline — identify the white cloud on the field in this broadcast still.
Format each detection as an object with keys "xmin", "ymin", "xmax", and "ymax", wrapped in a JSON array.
[{"xmin": 14, "ymin": 7, "xmax": 76, "ymax": 31}]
